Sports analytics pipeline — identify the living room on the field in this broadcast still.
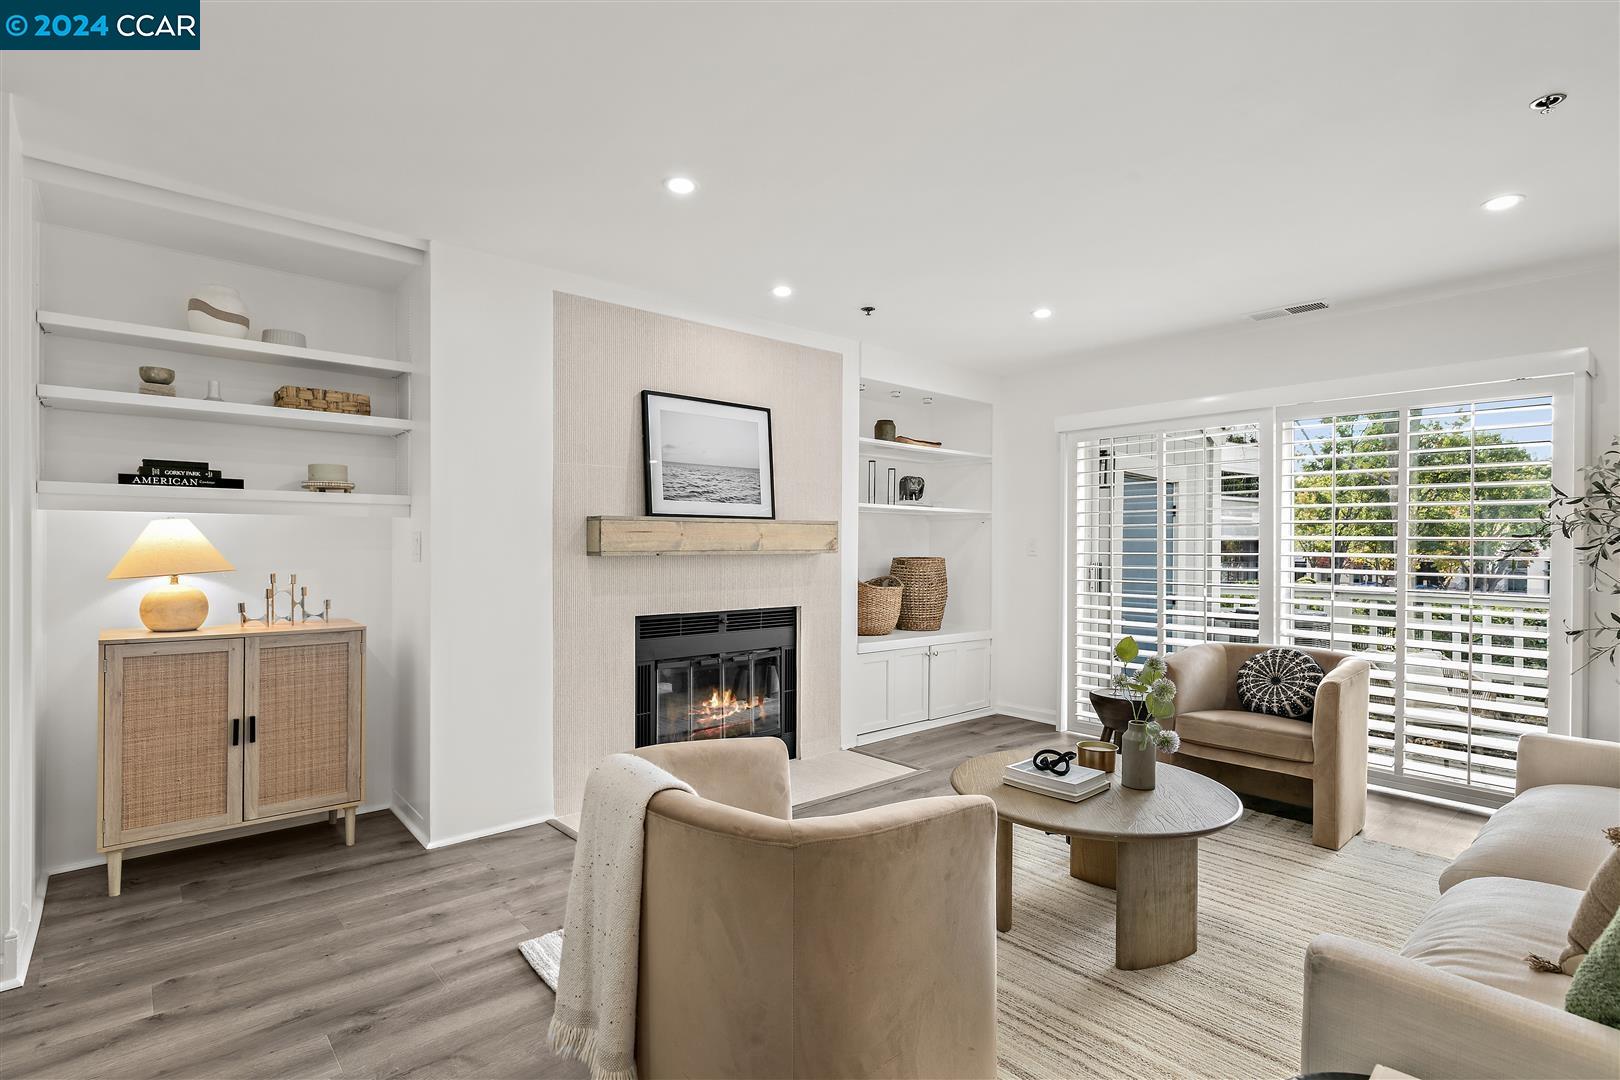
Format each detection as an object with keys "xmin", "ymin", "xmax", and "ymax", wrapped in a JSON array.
[{"xmin": 1, "ymin": 3, "xmax": 1617, "ymax": 1078}]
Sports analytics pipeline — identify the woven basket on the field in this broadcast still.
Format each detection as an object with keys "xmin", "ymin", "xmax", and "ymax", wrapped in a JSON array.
[
  {"xmin": 858, "ymin": 576, "xmax": 904, "ymax": 637},
  {"xmin": 890, "ymin": 556, "xmax": 948, "ymax": 631}
]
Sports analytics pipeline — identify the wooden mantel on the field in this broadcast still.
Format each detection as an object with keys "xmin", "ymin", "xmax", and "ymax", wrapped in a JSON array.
[{"xmin": 586, "ymin": 516, "xmax": 839, "ymax": 556}]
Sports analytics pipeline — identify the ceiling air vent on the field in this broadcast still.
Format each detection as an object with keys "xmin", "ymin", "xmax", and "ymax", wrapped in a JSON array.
[{"xmin": 1247, "ymin": 299, "xmax": 1330, "ymax": 322}]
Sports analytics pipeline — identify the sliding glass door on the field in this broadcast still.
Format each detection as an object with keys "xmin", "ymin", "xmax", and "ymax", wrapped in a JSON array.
[
  {"xmin": 1070, "ymin": 419, "xmax": 1265, "ymax": 725},
  {"xmin": 1066, "ymin": 376, "xmax": 1579, "ymax": 803},
  {"xmin": 1279, "ymin": 385, "xmax": 1566, "ymax": 798}
]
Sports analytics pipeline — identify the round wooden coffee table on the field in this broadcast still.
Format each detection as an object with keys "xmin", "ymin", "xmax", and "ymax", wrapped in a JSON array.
[{"xmin": 951, "ymin": 748, "xmax": 1243, "ymax": 969}]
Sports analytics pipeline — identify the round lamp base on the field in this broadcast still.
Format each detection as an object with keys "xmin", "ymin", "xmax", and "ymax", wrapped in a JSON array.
[{"xmin": 140, "ymin": 579, "xmax": 209, "ymax": 632}]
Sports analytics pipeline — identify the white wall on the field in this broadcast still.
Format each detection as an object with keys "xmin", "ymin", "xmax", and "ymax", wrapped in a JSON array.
[
  {"xmin": 993, "ymin": 261, "xmax": 1620, "ymax": 740},
  {"xmin": 419, "ymin": 245, "xmax": 863, "ymax": 841},
  {"xmin": 38, "ymin": 512, "xmax": 398, "ymax": 873},
  {"xmin": 422, "ymin": 243, "xmax": 554, "ymax": 845}
]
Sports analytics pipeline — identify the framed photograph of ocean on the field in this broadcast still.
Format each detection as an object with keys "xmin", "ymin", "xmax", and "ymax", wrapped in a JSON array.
[{"xmin": 642, "ymin": 390, "xmax": 776, "ymax": 519}]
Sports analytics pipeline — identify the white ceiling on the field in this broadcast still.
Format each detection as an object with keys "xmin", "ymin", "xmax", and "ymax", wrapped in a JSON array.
[{"xmin": 7, "ymin": 2, "xmax": 1617, "ymax": 370}]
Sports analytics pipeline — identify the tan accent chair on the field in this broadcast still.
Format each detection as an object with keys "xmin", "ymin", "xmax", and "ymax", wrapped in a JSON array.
[
  {"xmin": 1163, "ymin": 643, "xmax": 1371, "ymax": 850},
  {"xmin": 630, "ymin": 739, "xmax": 999, "ymax": 1079}
]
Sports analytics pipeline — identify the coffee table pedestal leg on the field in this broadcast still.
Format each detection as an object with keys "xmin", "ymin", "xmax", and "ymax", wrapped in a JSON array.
[
  {"xmin": 1069, "ymin": 837, "xmax": 1117, "ymax": 888},
  {"xmin": 1114, "ymin": 837, "xmax": 1198, "ymax": 970},
  {"xmin": 996, "ymin": 818, "xmax": 1013, "ymax": 932}
]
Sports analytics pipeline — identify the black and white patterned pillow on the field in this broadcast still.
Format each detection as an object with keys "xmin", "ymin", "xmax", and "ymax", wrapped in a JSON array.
[{"xmin": 1236, "ymin": 648, "xmax": 1323, "ymax": 721}]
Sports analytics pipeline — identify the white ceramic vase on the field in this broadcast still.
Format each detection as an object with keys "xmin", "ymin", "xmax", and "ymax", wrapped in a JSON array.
[{"xmin": 186, "ymin": 284, "xmax": 250, "ymax": 339}]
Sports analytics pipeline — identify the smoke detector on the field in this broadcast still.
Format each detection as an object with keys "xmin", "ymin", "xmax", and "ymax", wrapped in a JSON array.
[{"xmin": 1247, "ymin": 299, "xmax": 1330, "ymax": 322}]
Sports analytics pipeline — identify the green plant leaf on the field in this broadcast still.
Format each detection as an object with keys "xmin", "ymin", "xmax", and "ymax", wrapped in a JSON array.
[
  {"xmin": 1147, "ymin": 695, "xmax": 1175, "ymax": 720},
  {"xmin": 1114, "ymin": 636, "xmax": 1139, "ymax": 664}
]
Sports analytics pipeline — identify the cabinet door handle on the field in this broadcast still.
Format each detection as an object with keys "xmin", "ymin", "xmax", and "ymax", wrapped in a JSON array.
[
  {"xmin": 231, "ymin": 718, "xmax": 240, "ymax": 746},
  {"xmin": 248, "ymin": 715, "xmax": 257, "ymax": 743}
]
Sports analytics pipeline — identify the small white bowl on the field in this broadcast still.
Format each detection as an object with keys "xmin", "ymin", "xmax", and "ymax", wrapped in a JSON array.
[{"xmin": 261, "ymin": 329, "xmax": 307, "ymax": 348}]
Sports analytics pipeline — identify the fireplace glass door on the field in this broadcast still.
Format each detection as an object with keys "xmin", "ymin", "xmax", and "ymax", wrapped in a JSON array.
[{"xmin": 654, "ymin": 649, "xmax": 785, "ymax": 743}]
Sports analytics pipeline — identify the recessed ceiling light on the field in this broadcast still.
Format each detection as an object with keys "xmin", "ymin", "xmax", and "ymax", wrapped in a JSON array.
[
  {"xmin": 771, "ymin": 284, "xmax": 793, "ymax": 298},
  {"xmin": 1482, "ymin": 193, "xmax": 1525, "ymax": 212},
  {"xmin": 1032, "ymin": 307, "xmax": 1053, "ymax": 320},
  {"xmin": 664, "ymin": 176, "xmax": 697, "ymax": 196}
]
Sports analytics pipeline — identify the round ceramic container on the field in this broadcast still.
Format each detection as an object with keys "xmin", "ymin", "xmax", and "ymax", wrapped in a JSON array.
[
  {"xmin": 260, "ymin": 328, "xmax": 307, "ymax": 348},
  {"xmin": 138, "ymin": 366, "xmax": 175, "ymax": 385},
  {"xmin": 307, "ymin": 463, "xmax": 349, "ymax": 483},
  {"xmin": 186, "ymin": 284, "xmax": 250, "ymax": 339}
]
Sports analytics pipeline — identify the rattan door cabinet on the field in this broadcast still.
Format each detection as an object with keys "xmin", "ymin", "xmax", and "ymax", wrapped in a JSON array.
[{"xmin": 97, "ymin": 619, "xmax": 365, "ymax": 896}]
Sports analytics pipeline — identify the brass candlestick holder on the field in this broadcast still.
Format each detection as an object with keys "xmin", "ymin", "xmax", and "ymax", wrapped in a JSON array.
[{"xmin": 238, "ymin": 572, "xmax": 334, "ymax": 626}]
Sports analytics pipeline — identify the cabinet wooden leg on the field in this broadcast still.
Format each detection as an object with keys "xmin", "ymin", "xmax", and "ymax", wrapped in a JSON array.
[
  {"xmin": 107, "ymin": 851, "xmax": 123, "ymax": 898},
  {"xmin": 344, "ymin": 807, "xmax": 356, "ymax": 847},
  {"xmin": 329, "ymin": 810, "xmax": 339, "ymax": 825},
  {"xmin": 996, "ymin": 818, "xmax": 1013, "ymax": 933}
]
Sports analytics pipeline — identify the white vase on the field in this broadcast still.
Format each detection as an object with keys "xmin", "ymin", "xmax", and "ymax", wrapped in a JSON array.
[{"xmin": 186, "ymin": 284, "xmax": 250, "ymax": 339}]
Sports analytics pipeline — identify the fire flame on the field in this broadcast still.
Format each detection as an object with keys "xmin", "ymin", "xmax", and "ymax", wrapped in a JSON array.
[{"xmin": 691, "ymin": 687, "xmax": 765, "ymax": 737}]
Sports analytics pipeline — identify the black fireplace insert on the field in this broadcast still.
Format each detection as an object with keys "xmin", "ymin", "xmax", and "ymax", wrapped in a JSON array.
[{"xmin": 634, "ymin": 607, "xmax": 797, "ymax": 757}]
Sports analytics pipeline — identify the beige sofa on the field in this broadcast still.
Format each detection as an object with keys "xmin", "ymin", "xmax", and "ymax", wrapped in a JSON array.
[
  {"xmin": 1302, "ymin": 733, "xmax": 1620, "ymax": 1079},
  {"xmin": 631, "ymin": 739, "xmax": 999, "ymax": 1079},
  {"xmin": 1164, "ymin": 642, "xmax": 1371, "ymax": 849}
]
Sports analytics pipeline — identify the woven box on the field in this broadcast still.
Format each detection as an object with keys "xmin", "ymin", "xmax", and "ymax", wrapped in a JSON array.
[{"xmin": 274, "ymin": 386, "xmax": 371, "ymax": 416}]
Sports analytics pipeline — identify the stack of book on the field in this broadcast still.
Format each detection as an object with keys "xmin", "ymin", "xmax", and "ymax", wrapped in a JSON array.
[
  {"xmin": 1002, "ymin": 756, "xmax": 1111, "ymax": 802},
  {"xmin": 118, "ymin": 459, "xmax": 245, "ymax": 489}
]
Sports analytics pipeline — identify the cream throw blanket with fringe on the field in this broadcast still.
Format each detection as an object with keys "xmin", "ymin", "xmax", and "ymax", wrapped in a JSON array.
[{"xmin": 547, "ymin": 753, "xmax": 693, "ymax": 1080}]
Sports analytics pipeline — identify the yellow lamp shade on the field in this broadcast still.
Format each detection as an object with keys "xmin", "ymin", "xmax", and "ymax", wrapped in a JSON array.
[
  {"xmin": 108, "ymin": 519, "xmax": 234, "ymax": 632},
  {"xmin": 107, "ymin": 518, "xmax": 235, "ymax": 580}
]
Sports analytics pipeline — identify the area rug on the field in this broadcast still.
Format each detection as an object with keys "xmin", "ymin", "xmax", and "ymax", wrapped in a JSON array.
[{"xmin": 995, "ymin": 809, "xmax": 1446, "ymax": 1079}]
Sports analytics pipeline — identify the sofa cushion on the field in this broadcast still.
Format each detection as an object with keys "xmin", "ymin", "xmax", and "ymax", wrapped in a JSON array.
[
  {"xmin": 1174, "ymin": 709, "xmax": 1314, "ymax": 763},
  {"xmin": 1235, "ymin": 647, "xmax": 1323, "ymax": 720},
  {"xmin": 1401, "ymin": 875, "xmax": 1582, "ymax": 1011},
  {"xmin": 1439, "ymin": 785, "xmax": 1620, "ymax": 893}
]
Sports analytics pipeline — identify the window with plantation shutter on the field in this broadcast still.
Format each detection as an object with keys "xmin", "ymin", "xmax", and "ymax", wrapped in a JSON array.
[
  {"xmin": 1072, "ymin": 420, "xmax": 1264, "ymax": 725},
  {"xmin": 1280, "ymin": 390, "xmax": 1557, "ymax": 795}
]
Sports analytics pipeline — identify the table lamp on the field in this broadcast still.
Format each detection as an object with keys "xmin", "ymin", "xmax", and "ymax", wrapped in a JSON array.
[{"xmin": 107, "ymin": 518, "xmax": 235, "ymax": 632}]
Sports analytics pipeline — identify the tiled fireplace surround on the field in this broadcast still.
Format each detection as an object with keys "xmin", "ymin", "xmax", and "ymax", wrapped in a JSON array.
[{"xmin": 551, "ymin": 293, "xmax": 844, "ymax": 815}]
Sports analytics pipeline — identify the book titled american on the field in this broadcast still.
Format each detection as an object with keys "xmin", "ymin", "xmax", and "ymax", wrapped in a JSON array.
[
  {"xmin": 119, "ymin": 473, "xmax": 245, "ymax": 488},
  {"xmin": 1001, "ymin": 757, "xmax": 1110, "ymax": 802}
]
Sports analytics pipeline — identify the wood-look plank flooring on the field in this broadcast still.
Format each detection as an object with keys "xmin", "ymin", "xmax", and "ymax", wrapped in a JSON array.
[{"xmin": 0, "ymin": 715, "xmax": 1479, "ymax": 1079}]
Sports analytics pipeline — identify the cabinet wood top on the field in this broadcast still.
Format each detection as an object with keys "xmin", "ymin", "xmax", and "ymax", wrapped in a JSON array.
[{"xmin": 99, "ymin": 618, "xmax": 366, "ymax": 644}]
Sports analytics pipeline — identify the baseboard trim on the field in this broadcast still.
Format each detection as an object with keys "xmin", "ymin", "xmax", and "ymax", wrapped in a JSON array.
[
  {"xmin": 853, "ymin": 708, "xmax": 996, "ymax": 746},
  {"xmin": 391, "ymin": 798, "xmax": 431, "ymax": 849},
  {"xmin": 425, "ymin": 812, "xmax": 556, "ymax": 850},
  {"xmin": 0, "ymin": 874, "xmax": 48, "ymax": 992},
  {"xmin": 992, "ymin": 702, "xmax": 1059, "ymax": 726},
  {"xmin": 42, "ymin": 799, "xmax": 393, "ymax": 879}
]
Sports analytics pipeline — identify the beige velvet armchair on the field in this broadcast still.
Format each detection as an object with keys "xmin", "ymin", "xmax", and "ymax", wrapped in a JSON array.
[
  {"xmin": 1163, "ymin": 643, "xmax": 1371, "ymax": 850},
  {"xmin": 630, "ymin": 739, "xmax": 999, "ymax": 1080}
]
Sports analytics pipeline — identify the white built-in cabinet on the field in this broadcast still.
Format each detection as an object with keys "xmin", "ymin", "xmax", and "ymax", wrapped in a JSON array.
[
  {"xmin": 854, "ymin": 637, "xmax": 992, "ymax": 738},
  {"xmin": 852, "ymin": 374, "xmax": 994, "ymax": 743}
]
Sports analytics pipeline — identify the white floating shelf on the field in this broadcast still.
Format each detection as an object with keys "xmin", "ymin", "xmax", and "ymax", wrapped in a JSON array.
[
  {"xmin": 857, "ymin": 438, "xmax": 991, "ymax": 464},
  {"xmin": 856, "ymin": 628, "xmax": 992, "ymax": 655},
  {"xmin": 37, "ymin": 311, "xmax": 411, "ymax": 379},
  {"xmin": 38, "ymin": 384, "xmax": 414, "ymax": 437},
  {"xmin": 37, "ymin": 481, "xmax": 411, "ymax": 518},
  {"xmin": 858, "ymin": 502, "xmax": 991, "ymax": 517}
]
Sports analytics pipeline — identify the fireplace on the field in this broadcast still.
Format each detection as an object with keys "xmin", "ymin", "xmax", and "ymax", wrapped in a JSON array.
[{"xmin": 635, "ymin": 607, "xmax": 797, "ymax": 757}]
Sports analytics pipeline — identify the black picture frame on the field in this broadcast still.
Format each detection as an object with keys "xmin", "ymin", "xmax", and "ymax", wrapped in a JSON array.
[{"xmin": 641, "ymin": 389, "xmax": 776, "ymax": 519}]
